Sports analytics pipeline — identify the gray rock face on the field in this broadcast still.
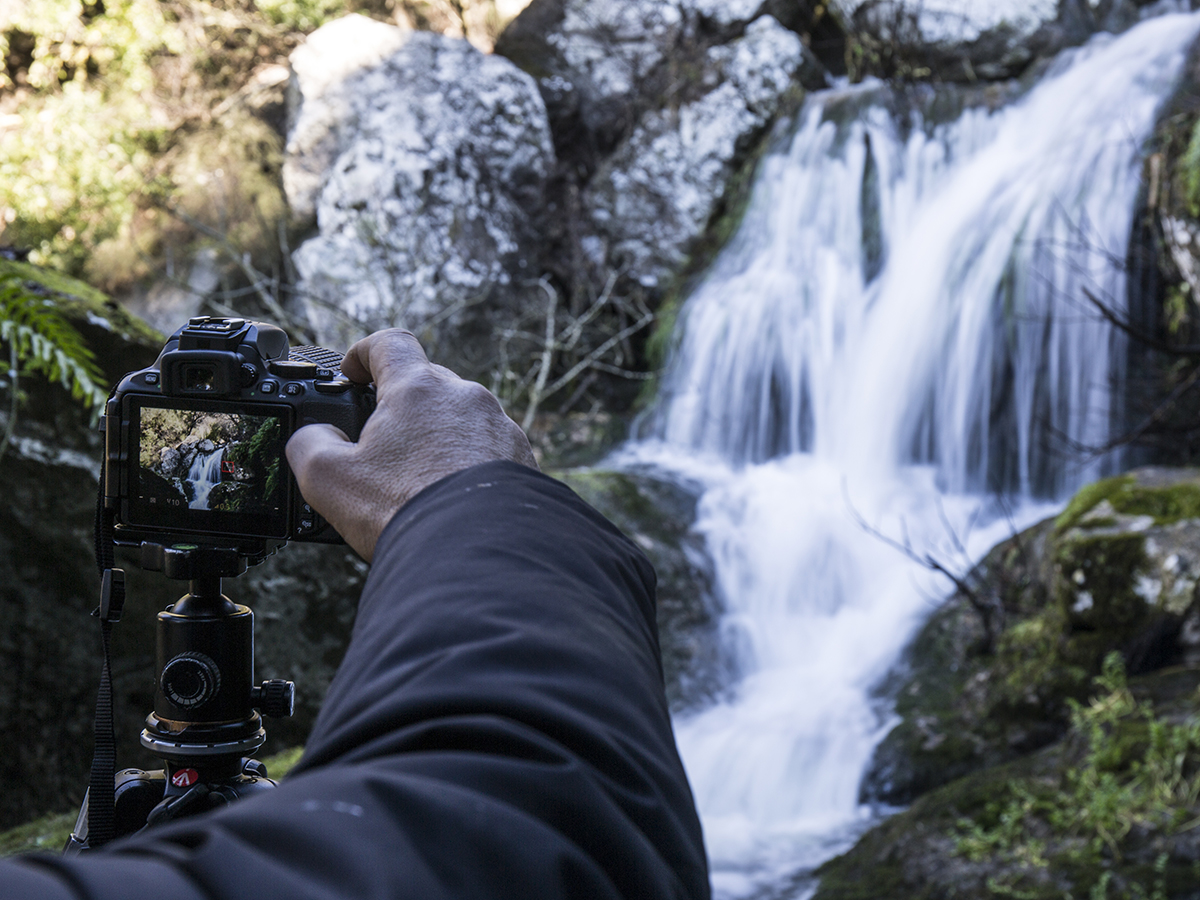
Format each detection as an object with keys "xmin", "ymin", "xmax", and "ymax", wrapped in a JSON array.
[
  {"xmin": 283, "ymin": 15, "xmax": 415, "ymax": 225},
  {"xmin": 583, "ymin": 15, "xmax": 808, "ymax": 288},
  {"xmin": 286, "ymin": 17, "xmax": 555, "ymax": 361},
  {"xmin": 283, "ymin": 3, "xmax": 819, "ymax": 397},
  {"xmin": 831, "ymin": 0, "xmax": 1057, "ymax": 45},
  {"xmin": 498, "ymin": 1, "xmax": 823, "ymax": 292}
]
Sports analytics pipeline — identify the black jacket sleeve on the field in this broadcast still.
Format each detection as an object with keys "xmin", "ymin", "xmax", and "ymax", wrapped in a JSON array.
[{"xmin": 1, "ymin": 461, "xmax": 710, "ymax": 899}]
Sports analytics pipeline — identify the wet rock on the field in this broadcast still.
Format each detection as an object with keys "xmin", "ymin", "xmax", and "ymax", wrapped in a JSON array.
[
  {"xmin": 833, "ymin": 0, "xmax": 1169, "ymax": 84},
  {"xmin": 1127, "ymin": 30, "xmax": 1200, "ymax": 469},
  {"xmin": 553, "ymin": 467, "xmax": 725, "ymax": 712}
]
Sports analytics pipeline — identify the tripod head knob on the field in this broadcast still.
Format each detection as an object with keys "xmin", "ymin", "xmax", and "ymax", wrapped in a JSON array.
[{"xmin": 252, "ymin": 679, "xmax": 295, "ymax": 719}]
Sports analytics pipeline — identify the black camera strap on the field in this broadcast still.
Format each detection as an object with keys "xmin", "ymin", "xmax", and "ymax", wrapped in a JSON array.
[{"xmin": 87, "ymin": 471, "xmax": 125, "ymax": 849}]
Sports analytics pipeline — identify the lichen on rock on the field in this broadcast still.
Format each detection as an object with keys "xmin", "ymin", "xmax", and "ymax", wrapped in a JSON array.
[{"xmin": 285, "ymin": 17, "xmax": 555, "ymax": 371}]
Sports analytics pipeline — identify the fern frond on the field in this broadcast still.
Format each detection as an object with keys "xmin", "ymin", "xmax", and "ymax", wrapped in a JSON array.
[{"xmin": 0, "ymin": 274, "xmax": 108, "ymax": 418}]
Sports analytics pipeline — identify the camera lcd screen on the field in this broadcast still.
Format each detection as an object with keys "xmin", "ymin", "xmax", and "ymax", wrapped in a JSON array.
[{"xmin": 127, "ymin": 397, "xmax": 292, "ymax": 538}]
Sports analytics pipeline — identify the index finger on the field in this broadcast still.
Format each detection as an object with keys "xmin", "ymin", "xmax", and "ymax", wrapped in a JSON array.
[{"xmin": 340, "ymin": 329, "xmax": 431, "ymax": 387}]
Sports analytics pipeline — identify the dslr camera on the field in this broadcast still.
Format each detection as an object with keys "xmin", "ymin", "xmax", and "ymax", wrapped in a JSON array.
[
  {"xmin": 67, "ymin": 317, "xmax": 373, "ymax": 852},
  {"xmin": 102, "ymin": 316, "xmax": 375, "ymax": 560}
]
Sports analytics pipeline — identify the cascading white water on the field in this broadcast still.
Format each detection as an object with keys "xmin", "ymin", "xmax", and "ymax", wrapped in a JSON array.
[
  {"xmin": 618, "ymin": 12, "xmax": 1200, "ymax": 899},
  {"xmin": 188, "ymin": 446, "xmax": 225, "ymax": 510}
]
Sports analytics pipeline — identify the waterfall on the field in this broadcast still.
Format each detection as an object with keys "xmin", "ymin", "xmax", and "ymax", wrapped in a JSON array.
[
  {"xmin": 618, "ymin": 12, "xmax": 1200, "ymax": 899},
  {"xmin": 188, "ymin": 446, "xmax": 225, "ymax": 510}
]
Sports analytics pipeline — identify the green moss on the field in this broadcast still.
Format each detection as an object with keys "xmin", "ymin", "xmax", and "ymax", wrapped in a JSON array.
[
  {"xmin": 555, "ymin": 470, "xmax": 671, "ymax": 542},
  {"xmin": 1054, "ymin": 475, "xmax": 1134, "ymax": 533},
  {"xmin": 261, "ymin": 745, "xmax": 305, "ymax": 779},
  {"xmin": 1184, "ymin": 116, "xmax": 1200, "ymax": 218},
  {"xmin": 1056, "ymin": 474, "xmax": 1200, "ymax": 533},
  {"xmin": 1110, "ymin": 483, "xmax": 1200, "ymax": 526},
  {"xmin": 0, "ymin": 810, "xmax": 75, "ymax": 857}
]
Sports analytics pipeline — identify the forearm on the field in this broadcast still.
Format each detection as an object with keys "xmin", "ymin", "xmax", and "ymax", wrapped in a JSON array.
[{"xmin": 0, "ymin": 462, "xmax": 708, "ymax": 900}]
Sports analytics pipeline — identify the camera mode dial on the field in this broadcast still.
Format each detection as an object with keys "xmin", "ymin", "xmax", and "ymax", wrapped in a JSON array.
[{"xmin": 161, "ymin": 651, "xmax": 221, "ymax": 710}]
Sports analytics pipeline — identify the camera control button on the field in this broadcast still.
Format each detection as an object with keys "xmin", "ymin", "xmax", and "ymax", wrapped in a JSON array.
[
  {"xmin": 259, "ymin": 381, "xmax": 278, "ymax": 395},
  {"xmin": 269, "ymin": 360, "xmax": 318, "ymax": 378},
  {"xmin": 240, "ymin": 363, "xmax": 258, "ymax": 387},
  {"xmin": 314, "ymin": 380, "xmax": 351, "ymax": 394},
  {"xmin": 315, "ymin": 367, "xmax": 335, "ymax": 379},
  {"xmin": 284, "ymin": 382, "xmax": 304, "ymax": 396},
  {"xmin": 144, "ymin": 372, "xmax": 160, "ymax": 386}
]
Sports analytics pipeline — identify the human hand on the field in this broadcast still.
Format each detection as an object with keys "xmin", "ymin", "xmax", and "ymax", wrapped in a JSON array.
[{"xmin": 285, "ymin": 329, "xmax": 538, "ymax": 562}]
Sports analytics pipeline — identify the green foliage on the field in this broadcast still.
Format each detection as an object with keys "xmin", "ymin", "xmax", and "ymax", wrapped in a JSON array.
[
  {"xmin": 0, "ymin": 0, "xmax": 307, "ymax": 281},
  {"xmin": 1184, "ymin": 117, "xmax": 1200, "ymax": 219},
  {"xmin": 254, "ymin": 0, "xmax": 349, "ymax": 31},
  {"xmin": 952, "ymin": 654, "xmax": 1200, "ymax": 897},
  {"xmin": 1164, "ymin": 284, "xmax": 1191, "ymax": 339},
  {"xmin": 0, "ymin": 272, "xmax": 107, "ymax": 416},
  {"xmin": 0, "ymin": 0, "xmax": 182, "ymax": 272}
]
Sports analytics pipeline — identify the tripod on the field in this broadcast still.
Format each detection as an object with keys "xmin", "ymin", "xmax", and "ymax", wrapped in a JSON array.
[{"xmin": 65, "ymin": 545, "xmax": 294, "ymax": 852}]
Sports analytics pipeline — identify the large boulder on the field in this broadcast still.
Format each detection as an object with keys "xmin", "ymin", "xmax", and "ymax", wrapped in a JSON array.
[
  {"xmin": 831, "ymin": 0, "xmax": 1170, "ymax": 84},
  {"xmin": 284, "ymin": 15, "xmax": 555, "ymax": 375},
  {"xmin": 818, "ymin": 467, "xmax": 1200, "ymax": 899},
  {"xmin": 582, "ymin": 15, "xmax": 810, "ymax": 291},
  {"xmin": 496, "ymin": 0, "xmax": 824, "ymax": 308}
]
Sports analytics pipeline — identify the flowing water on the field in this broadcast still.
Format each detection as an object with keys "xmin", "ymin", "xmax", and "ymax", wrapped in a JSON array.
[
  {"xmin": 187, "ymin": 446, "xmax": 225, "ymax": 510},
  {"xmin": 616, "ymin": 12, "xmax": 1200, "ymax": 898}
]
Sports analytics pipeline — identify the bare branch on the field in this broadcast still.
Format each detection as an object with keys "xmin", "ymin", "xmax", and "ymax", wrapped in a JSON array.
[
  {"xmin": 1081, "ymin": 287, "xmax": 1200, "ymax": 356},
  {"xmin": 522, "ymin": 278, "xmax": 559, "ymax": 431}
]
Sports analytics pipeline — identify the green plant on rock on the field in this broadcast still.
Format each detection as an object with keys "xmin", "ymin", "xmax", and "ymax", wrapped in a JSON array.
[
  {"xmin": 1183, "ymin": 117, "xmax": 1200, "ymax": 219},
  {"xmin": 952, "ymin": 653, "xmax": 1200, "ymax": 897},
  {"xmin": 0, "ymin": 272, "xmax": 107, "ymax": 459}
]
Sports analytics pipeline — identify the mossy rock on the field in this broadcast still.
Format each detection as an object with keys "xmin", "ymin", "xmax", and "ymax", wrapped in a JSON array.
[
  {"xmin": 818, "ymin": 666, "xmax": 1200, "ymax": 900},
  {"xmin": 1054, "ymin": 529, "xmax": 1148, "ymax": 633},
  {"xmin": 1055, "ymin": 471, "xmax": 1200, "ymax": 532},
  {"xmin": 864, "ymin": 468, "xmax": 1200, "ymax": 809},
  {"xmin": 553, "ymin": 468, "xmax": 726, "ymax": 713}
]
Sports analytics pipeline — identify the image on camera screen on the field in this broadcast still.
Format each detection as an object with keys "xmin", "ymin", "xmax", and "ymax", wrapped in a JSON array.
[{"xmin": 134, "ymin": 405, "xmax": 287, "ymax": 533}]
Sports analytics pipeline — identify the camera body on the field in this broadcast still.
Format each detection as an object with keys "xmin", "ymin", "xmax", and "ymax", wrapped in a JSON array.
[{"xmin": 103, "ymin": 316, "xmax": 375, "ymax": 559}]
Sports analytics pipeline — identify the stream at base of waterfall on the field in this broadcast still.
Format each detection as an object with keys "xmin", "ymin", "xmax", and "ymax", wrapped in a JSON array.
[{"xmin": 615, "ymin": 12, "xmax": 1200, "ymax": 898}]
